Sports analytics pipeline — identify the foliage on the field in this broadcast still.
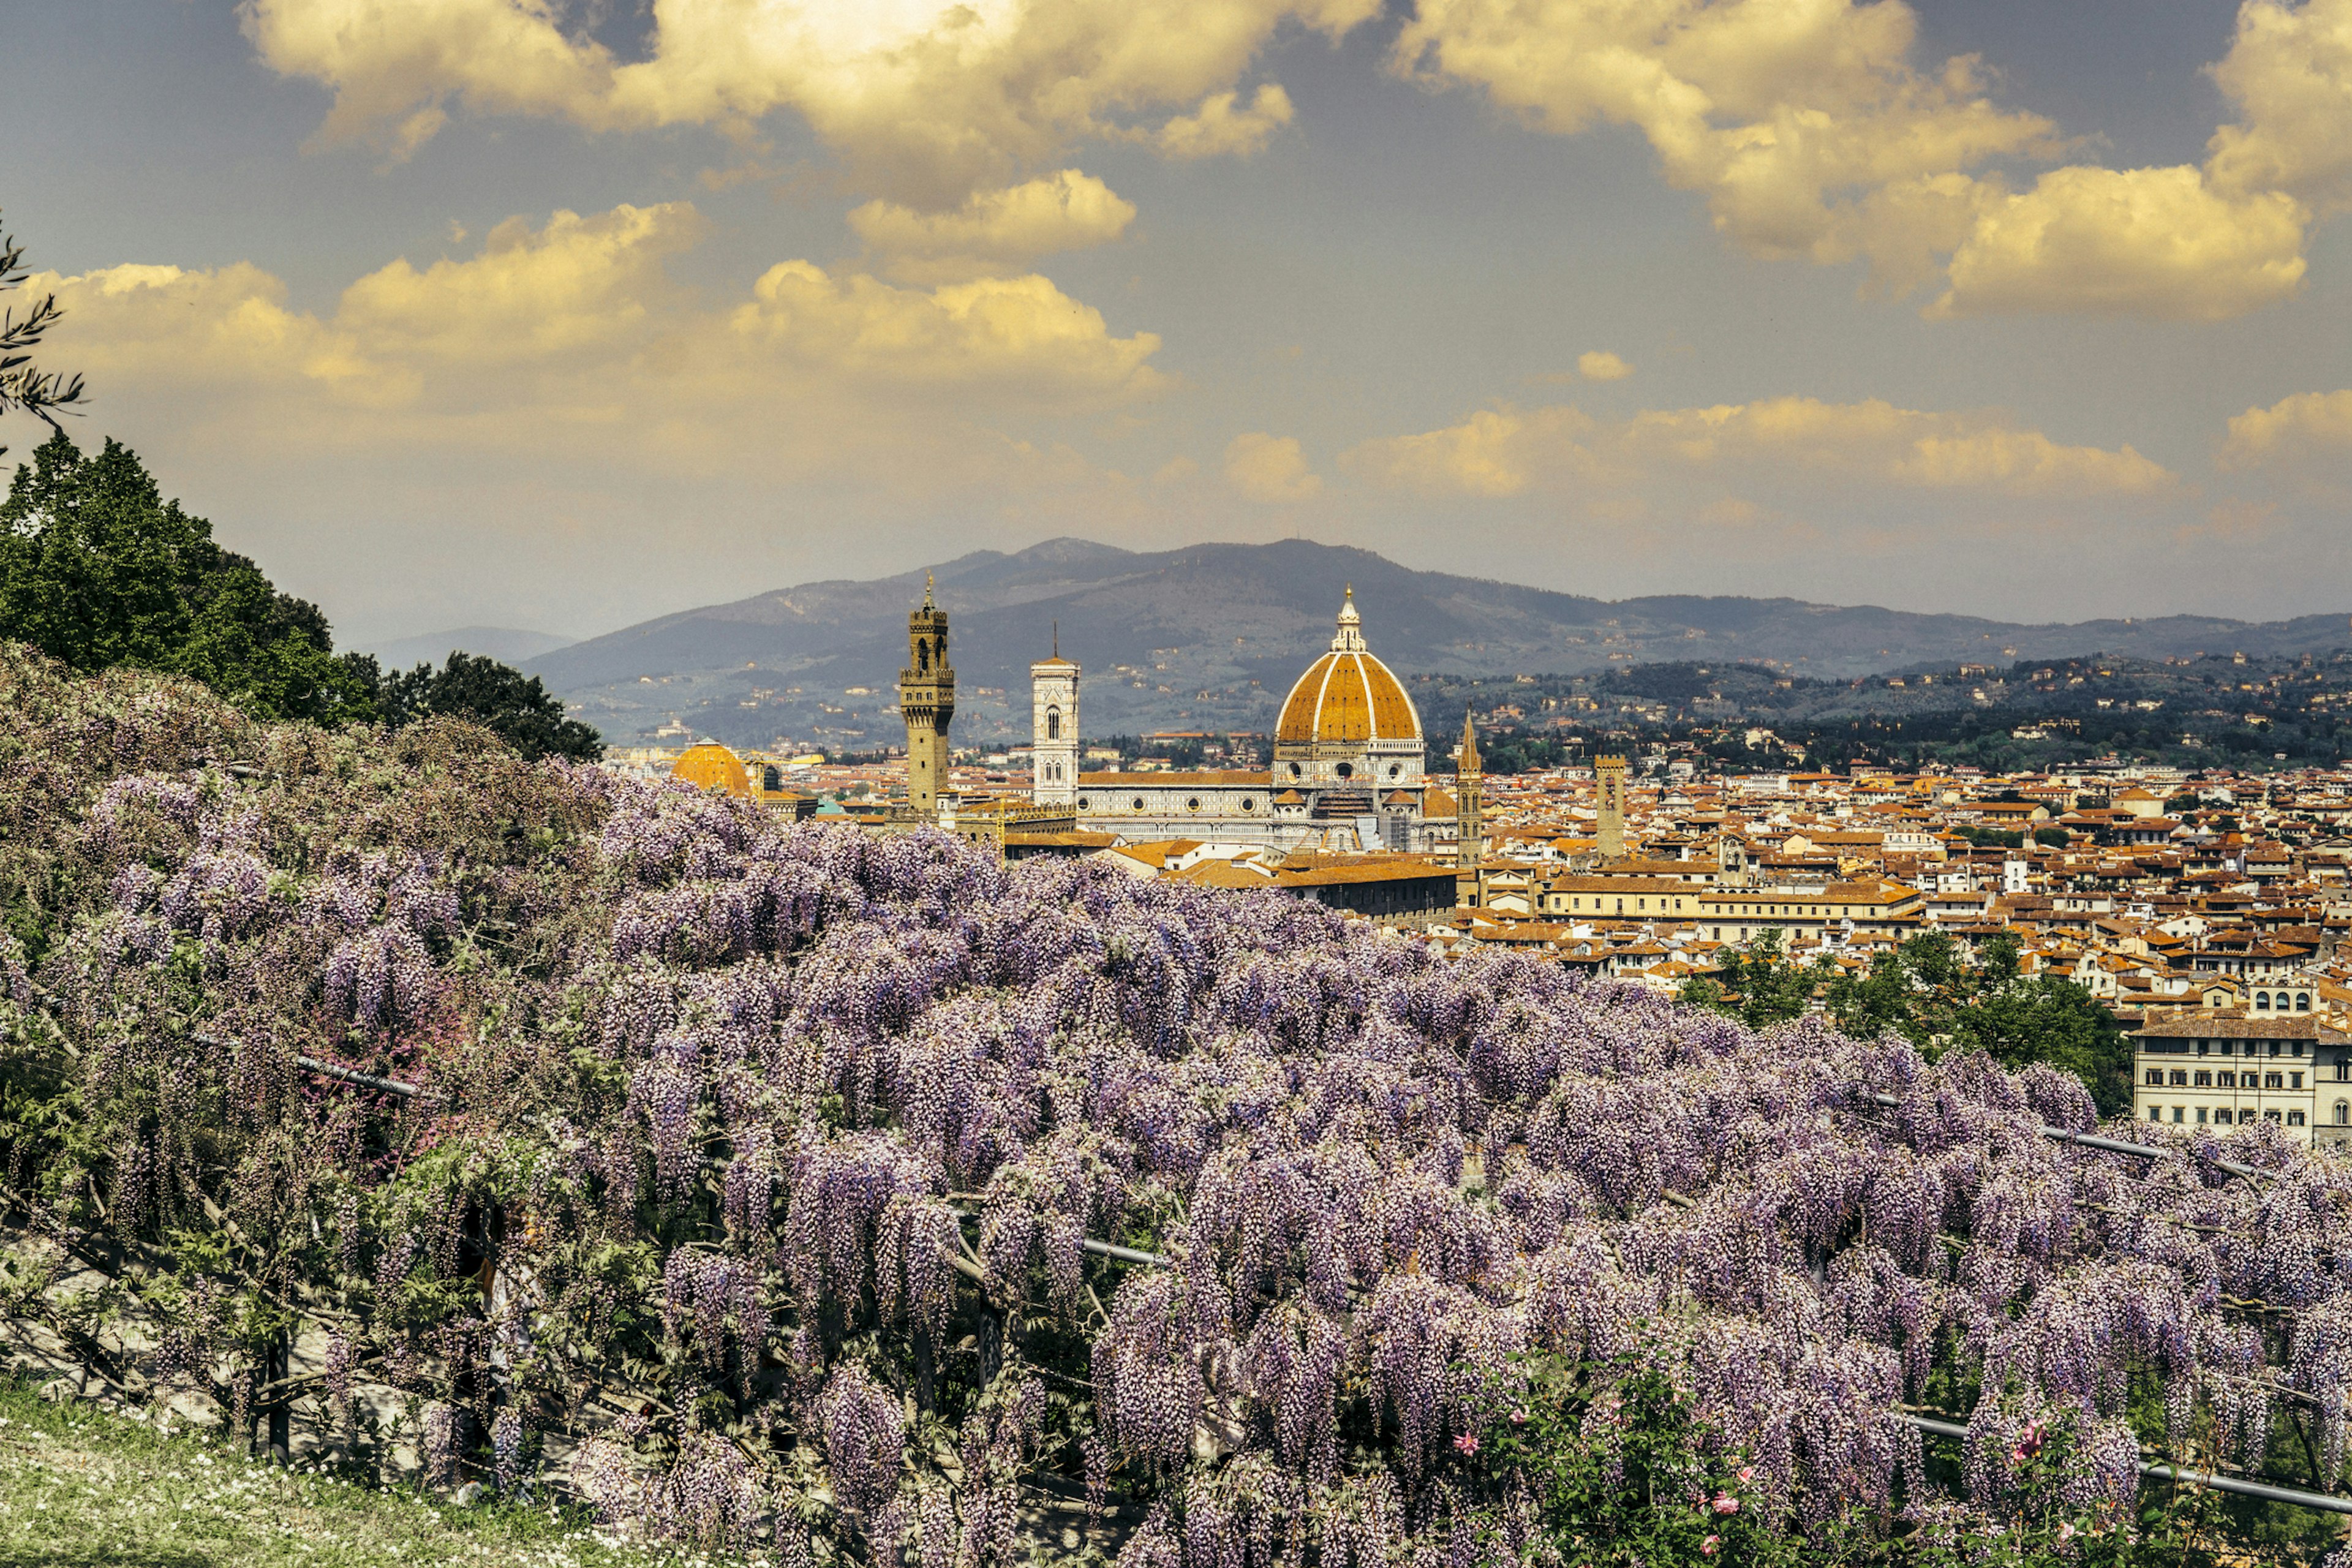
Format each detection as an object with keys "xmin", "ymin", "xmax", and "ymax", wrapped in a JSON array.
[
  {"xmin": 0, "ymin": 212, "xmax": 86, "ymax": 458},
  {"xmin": 1822, "ymin": 932, "xmax": 2136, "ymax": 1115},
  {"xmin": 1679, "ymin": 926, "xmax": 1825, "ymax": 1028},
  {"xmin": 4, "ymin": 644, "xmax": 2351, "ymax": 1564},
  {"xmin": 374, "ymin": 650, "xmax": 603, "ymax": 763},
  {"xmin": 0, "ymin": 434, "xmax": 375, "ymax": 725}
]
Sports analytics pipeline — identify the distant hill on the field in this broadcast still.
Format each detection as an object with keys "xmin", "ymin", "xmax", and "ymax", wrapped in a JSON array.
[
  {"xmin": 365, "ymin": 626, "xmax": 575, "ymax": 671},
  {"xmin": 527, "ymin": 538, "xmax": 2352, "ymax": 749}
]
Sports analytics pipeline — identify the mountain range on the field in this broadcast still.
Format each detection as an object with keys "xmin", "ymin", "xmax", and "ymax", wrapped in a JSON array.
[{"xmin": 519, "ymin": 538, "xmax": 2352, "ymax": 749}]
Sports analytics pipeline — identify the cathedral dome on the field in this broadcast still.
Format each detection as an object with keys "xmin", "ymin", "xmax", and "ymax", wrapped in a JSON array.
[
  {"xmin": 671, "ymin": 741, "xmax": 750, "ymax": 797},
  {"xmin": 1276, "ymin": 589, "xmax": 1422, "ymax": 746}
]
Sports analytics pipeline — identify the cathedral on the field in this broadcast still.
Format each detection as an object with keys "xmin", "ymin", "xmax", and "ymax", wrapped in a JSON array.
[{"xmin": 1036, "ymin": 589, "xmax": 1454, "ymax": 854}]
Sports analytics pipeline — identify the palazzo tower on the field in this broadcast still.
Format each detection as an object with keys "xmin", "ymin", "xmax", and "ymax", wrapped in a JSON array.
[{"xmin": 900, "ymin": 575, "xmax": 956, "ymax": 822}]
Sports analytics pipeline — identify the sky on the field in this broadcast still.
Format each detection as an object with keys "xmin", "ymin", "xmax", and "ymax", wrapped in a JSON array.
[{"xmin": 6, "ymin": 0, "xmax": 2352, "ymax": 647}]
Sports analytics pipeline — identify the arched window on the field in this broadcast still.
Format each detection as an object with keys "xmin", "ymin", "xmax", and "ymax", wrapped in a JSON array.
[
  {"xmin": 1389, "ymin": 763, "xmax": 1402, "ymax": 778},
  {"xmin": 2336, "ymin": 1101, "xmax": 2349, "ymax": 1125},
  {"xmin": 2255, "ymin": 992, "xmax": 2271, "ymax": 1011},
  {"xmin": 1336, "ymin": 762, "xmax": 1354, "ymax": 780},
  {"xmin": 919, "ymin": 639, "xmax": 930, "ymax": 673},
  {"xmin": 1046, "ymin": 707, "xmax": 1061, "ymax": 739},
  {"xmin": 2298, "ymin": 993, "xmax": 2312, "ymax": 1011}
]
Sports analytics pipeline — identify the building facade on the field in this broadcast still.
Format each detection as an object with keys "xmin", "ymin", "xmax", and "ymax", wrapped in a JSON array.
[
  {"xmin": 1051, "ymin": 591, "xmax": 1449, "ymax": 855},
  {"xmin": 2132, "ymin": 1014, "xmax": 2352, "ymax": 1148}
]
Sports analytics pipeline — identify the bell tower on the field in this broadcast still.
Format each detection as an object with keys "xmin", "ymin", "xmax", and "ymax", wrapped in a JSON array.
[
  {"xmin": 1455, "ymin": 709, "xmax": 1483, "ymax": 909},
  {"xmin": 1030, "ymin": 622, "xmax": 1079, "ymax": 809},
  {"xmin": 1596, "ymin": 754, "xmax": 1627, "ymax": 862},
  {"xmin": 900, "ymin": 575, "xmax": 956, "ymax": 822}
]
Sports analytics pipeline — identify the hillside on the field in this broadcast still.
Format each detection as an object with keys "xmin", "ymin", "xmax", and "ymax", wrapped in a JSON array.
[{"xmin": 527, "ymin": 538, "xmax": 2352, "ymax": 749}]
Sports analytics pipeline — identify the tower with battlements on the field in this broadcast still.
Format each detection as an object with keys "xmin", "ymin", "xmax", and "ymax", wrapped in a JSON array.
[
  {"xmin": 1595, "ymin": 754, "xmax": 1627, "ymax": 862},
  {"xmin": 1031, "ymin": 626, "xmax": 1079, "ymax": 809},
  {"xmin": 899, "ymin": 576, "xmax": 956, "ymax": 822},
  {"xmin": 1456, "ymin": 709, "xmax": 1483, "ymax": 908}
]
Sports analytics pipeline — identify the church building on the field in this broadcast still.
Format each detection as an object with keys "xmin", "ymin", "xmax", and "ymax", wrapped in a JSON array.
[{"xmin": 1035, "ymin": 589, "xmax": 1453, "ymax": 854}]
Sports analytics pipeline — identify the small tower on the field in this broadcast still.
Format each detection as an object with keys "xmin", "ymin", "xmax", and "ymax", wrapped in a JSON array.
[
  {"xmin": 1595, "ymin": 754, "xmax": 1627, "ymax": 862},
  {"xmin": 1456, "ymin": 709, "xmax": 1483, "ymax": 910},
  {"xmin": 899, "ymin": 575, "xmax": 956, "ymax": 823},
  {"xmin": 1031, "ymin": 624, "xmax": 1079, "ymax": 809}
]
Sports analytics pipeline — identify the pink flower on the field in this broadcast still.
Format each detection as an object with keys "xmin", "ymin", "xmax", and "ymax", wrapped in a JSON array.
[
  {"xmin": 1510, "ymin": 1408, "xmax": 1531, "ymax": 1427},
  {"xmin": 1701, "ymin": 1536, "xmax": 1721, "ymax": 1556},
  {"xmin": 2058, "ymin": 1521, "xmax": 2077, "ymax": 1542},
  {"xmin": 1453, "ymin": 1433, "xmax": 1480, "ymax": 1457},
  {"xmin": 1712, "ymin": 1494, "xmax": 1739, "ymax": 1515},
  {"xmin": 1736, "ymin": 1466, "xmax": 1755, "ymax": 1483}
]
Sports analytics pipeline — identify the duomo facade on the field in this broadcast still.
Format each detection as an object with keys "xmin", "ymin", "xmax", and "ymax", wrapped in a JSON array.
[{"xmin": 1035, "ymin": 589, "xmax": 1454, "ymax": 854}]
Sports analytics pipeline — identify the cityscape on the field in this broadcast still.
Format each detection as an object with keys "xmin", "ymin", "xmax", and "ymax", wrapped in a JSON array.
[{"xmin": 13, "ymin": 2, "xmax": 2352, "ymax": 1566}]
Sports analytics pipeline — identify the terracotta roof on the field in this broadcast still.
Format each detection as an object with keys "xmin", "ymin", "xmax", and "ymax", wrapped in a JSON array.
[{"xmin": 1078, "ymin": 770, "xmax": 1271, "ymax": 786}]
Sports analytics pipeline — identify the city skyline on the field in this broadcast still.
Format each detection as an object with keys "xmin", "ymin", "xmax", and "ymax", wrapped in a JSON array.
[{"xmin": 7, "ymin": 1, "xmax": 2352, "ymax": 645}]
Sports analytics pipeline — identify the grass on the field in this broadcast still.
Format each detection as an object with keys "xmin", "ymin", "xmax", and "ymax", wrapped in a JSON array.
[{"xmin": 0, "ymin": 1378, "xmax": 725, "ymax": 1568}]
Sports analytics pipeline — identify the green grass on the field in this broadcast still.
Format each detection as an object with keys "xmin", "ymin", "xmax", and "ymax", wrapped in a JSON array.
[{"xmin": 0, "ymin": 1379, "xmax": 717, "ymax": 1568}]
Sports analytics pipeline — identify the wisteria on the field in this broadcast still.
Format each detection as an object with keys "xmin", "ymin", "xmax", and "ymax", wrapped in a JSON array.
[{"xmin": 7, "ymin": 639, "xmax": 2352, "ymax": 1563}]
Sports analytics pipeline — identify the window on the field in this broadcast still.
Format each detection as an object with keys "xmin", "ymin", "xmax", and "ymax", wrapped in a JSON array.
[
  {"xmin": 1289, "ymin": 763, "xmax": 1302, "ymax": 778},
  {"xmin": 1046, "ymin": 708, "xmax": 1060, "ymax": 740},
  {"xmin": 1389, "ymin": 763, "xmax": 1402, "ymax": 778},
  {"xmin": 1185, "ymin": 797, "xmax": 1202, "ymax": 812},
  {"xmin": 1077, "ymin": 797, "xmax": 1090, "ymax": 811},
  {"xmin": 2170, "ymin": 1070, "xmax": 2188, "ymax": 1085},
  {"xmin": 1131, "ymin": 798, "xmax": 1145, "ymax": 811},
  {"xmin": 2145, "ymin": 1069, "xmax": 2165, "ymax": 1086},
  {"xmin": 2256, "ymin": 992, "xmax": 2271, "ymax": 1011},
  {"xmin": 2337, "ymin": 1061, "xmax": 2349, "ymax": 1082},
  {"xmin": 1336, "ymin": 763, "xmax": 1354, "ymax": 780},
  {"xmin": 2173, "ymin": 1107, "xmax": 2185, "ymax": 1123},
  {"xmin": 2266, "ymin": 1110, "xmax": 2283, "ymax": 1123},
  {"xmin": 2266, "ymin": 1072, "xmax": 2285, "ymax": 1090},
  {"xmin": 2215, "ymin": 1109, "xmax": 2233, "ymax": 1125},
  {"xmin": 2219, "ymin": 1072, "xmax": 2237, "ymax": 1088},
  {"xmin": 2148, "ymin": 1106, "xmax": 2163, "ymax": 1122},
  {"xmin": 2195, "ymin": 1071, "xmax": 2212, "ymax": 1087},
  {"xmin": 1240, "ymin": 798, "xmax": 1256, "ymax": 812},
  {"xmin": 2271, "ymin": 1041, "xmax": 2283, "ymax": 1057},
  {"xmin": 2196, "ymin": 1107, "xmax": 2209, "ymax": 1123},
  {"xmin": 2290, "ymin": 1110, "xmax": 2308, "ymax": 1126},
  {"xmin": 2299, "ymin": 993, "xmax": 2312, "ymax": 1011},
  {"xmin": 2293, "ymin": 1073, "xmax": 2305, "ymax": 1090},
  {"xmin": 2336, "ymin": 1101, "xmax": 2348, "ymax": 1126}
]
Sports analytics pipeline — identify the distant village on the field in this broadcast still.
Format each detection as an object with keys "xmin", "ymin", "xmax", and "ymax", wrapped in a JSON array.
[{"xmin": 605, "ymin": 586, "xmax": 2352, "ymax": 1148}]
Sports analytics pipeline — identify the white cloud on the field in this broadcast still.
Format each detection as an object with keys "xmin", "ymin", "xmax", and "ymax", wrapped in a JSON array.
[
  {"xmin": 1578, "ymin": 350, "xmax": 1634, "ymax": 381},
  {"xmin": 848, "ymin": 171, "xmax": 1136, "ymax": 284},
  {"xmin": 241, "ymin": 0, "xmax": 1375, "ymax": 202},
  {"xmin": 1391, "ymin": 0, "xmax": 2352, "ymax": 320},
  {"xmin": 1932, "ymin": 165, "xmax": 2308, "ymax": 320},
  {"xmin": 1153, "ymin": 85, "xmax": 1295, "ymax": 160},
  {"xmin": 1224, "ymin": 431, "xmax": 1322, "ymax": 502},
  {"xmin": 34, "ymin": 201, "xmax": 1166, "ymax": 466},
  {"xmin": 2220, "ymin": 388, "xmax": 2352, "ymax": 469},
  {"xmin": 1345, "ymin": 395, "xmax": 2174, "ymax": 500}
]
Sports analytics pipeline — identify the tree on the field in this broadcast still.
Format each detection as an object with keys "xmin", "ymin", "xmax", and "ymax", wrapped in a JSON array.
[
  {"xmin": 0, "ymin": 211, "xmax": 86, "ymax": 456},
  {"xmin": 375, "ymin": 650, "xmax": 602, "ymax": 763},
  {"xmin": 0, "ymin": 434, "xmax": 375, "ymax": 724},
  {"xmin": 1683, "ymin": 927, "xmax": 1825, "ymax": 1028}
]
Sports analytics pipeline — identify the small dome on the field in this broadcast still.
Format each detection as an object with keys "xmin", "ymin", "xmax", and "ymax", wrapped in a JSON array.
[
  {"xmin": 1276, "ymin": 590, "xmax": 1421, "ymax": 746},
  {"xmin": 671, "ymin": 741, "xmax": 750, "ymax": 797}
]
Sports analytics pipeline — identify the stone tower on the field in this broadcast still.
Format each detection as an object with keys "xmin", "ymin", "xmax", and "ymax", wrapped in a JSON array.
[
  {"xmin": 1031, "ymin": 625, "xmax": 1079, "ymax": 809},
  {"xmin": 1455, "ymin": 709, "xmax": 1483, "ymax": 909},
  {"xmin": 899, "ymin": 575, "xmax": 956, "ymax": 822},
  {"xmin": 1596, "ymin": 754, "xmax": 1627, "ymax": 862}
]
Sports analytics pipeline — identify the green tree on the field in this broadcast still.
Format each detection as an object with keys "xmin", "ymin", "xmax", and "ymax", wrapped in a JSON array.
[
  {"xmin": 0, "ymin": 212, "xmax": 86, "ymax": 456},
  {"xmin": 377, "ymin": 650, "xmax": 602, "ymax": 763},
  {"xmin": 0, "ymin": 434, "xmax": 374, "ymax": 723},
  {"xmin": 1685, "ymin": 928, "xmax": 1826, "ymax": 1028}
]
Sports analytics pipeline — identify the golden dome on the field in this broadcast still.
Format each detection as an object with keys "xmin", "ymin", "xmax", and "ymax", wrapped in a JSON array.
[
  {"xmin": 671, "ymin": 741, "xmax": 750, "ymax": 797},
  {"xmin": 1276, "ymin": 589, "xmax": 1421, "ymax": 745}
]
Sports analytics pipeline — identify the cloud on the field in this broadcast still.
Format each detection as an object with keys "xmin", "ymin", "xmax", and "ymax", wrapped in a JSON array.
[
  {"xmin": 848, "ymin": 171, "xmax": 1136, "ymax": 284},
  {"xmin": 1931, "ymin": 165, "xmax": 2307, "ymax": 320},
  {"xmin": 1224, "ymin": 431, "xmax": 1322, "ymax": 501},
  {"xmin": 2219, "ymin": 388, "xmax": 2352, "ymax": 469},
  {"xmin": 2207, "ymin": 0, "xmax": 2352, "ymax": 214},
  {"xmin": 1345, "ymin": 396, "xmax": 2174, "ymax": 500},
  {"xmin": 1577, "ymin": 349, "xmax": 1633, "ymax": 381},
  {"xmin": 241, "ymin": 0, "xmax": 1376, "ymax": 202},
  {"xmin": 1391, "ymin": 0, "xmax": 2352, "ymax": 320},
  {"xmin": 32, "ymin": 200, "xmax": 1166, "ymax": 466},
  {"xmin": 1153, "ymin": 84, "xmax": 1295, "ymax": 160}
]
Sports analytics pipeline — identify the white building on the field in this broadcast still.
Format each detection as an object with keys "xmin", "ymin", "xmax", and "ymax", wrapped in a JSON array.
[{"xmin": 1030, "ymin": 648, "xmax": 1079, "ymax": 808}]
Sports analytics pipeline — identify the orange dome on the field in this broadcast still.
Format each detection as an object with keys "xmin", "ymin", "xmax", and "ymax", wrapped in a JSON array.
[
  {"xmin": 671, "ymin": 742, "xmax": 750, "ymax": 796},
  {"xmin": 1276, "ymin": 590, "xmax": 1421, "ymax": 745}
]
